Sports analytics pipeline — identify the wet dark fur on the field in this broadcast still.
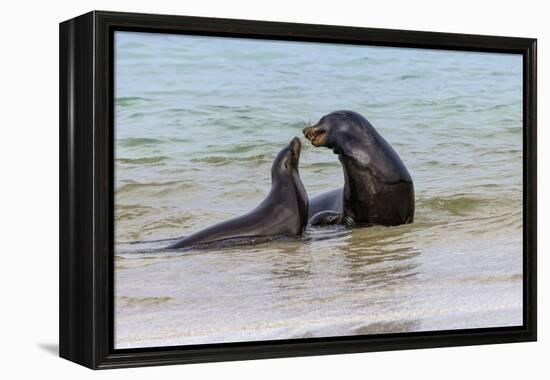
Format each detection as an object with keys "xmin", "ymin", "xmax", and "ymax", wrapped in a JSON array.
[
  {"xmin": 167, "ymin": 137, "xmax": 309, "ymax": 249},
  {"xmin": 304, "ymin": 111, "xmax": 414, "ymax": 226}
]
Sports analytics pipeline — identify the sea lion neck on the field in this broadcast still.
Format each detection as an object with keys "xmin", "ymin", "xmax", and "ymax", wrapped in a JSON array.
[
  {"xmin": 270, "ymin": 139, "xmax": 301, "ymax": 186},
  {"xmin": 335, "ymin": 138, "xmax": 374, "ymax": 169},
  {"xmin": 271, "ymin": 164, "xmax": 298, "ymax": 188}
]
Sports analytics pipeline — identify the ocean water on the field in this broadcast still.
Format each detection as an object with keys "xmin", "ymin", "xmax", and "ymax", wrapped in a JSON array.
[{"xmin": 114, "ymin": 31, "xmax": 523, "ymax": 349}]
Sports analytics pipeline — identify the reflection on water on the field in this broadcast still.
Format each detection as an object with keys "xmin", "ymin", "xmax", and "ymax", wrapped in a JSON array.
[
  {"xmin": 115, "ymin": 212, "xmax": 521, "ymax": 348},
  {"xmin": 115, "ymin": 227, "xmax": 427, "ymax": 347},
  {"xmin": 114, "ymin": 32, "xmax": 523, "ymax": 348}
]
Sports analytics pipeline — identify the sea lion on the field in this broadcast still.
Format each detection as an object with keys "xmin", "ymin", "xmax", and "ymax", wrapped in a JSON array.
[
  {"xmin": 303, "ymin": 110, "xmax": 414, "ymax": 226},
  {"xmin": 307, "ymin": 209, "xmax": 351, "ymax": 226},
  {"xmin": 308, "ymin": 188, "xmax": 343, "ymax": 218},
  {"xmin": 166, "ymin": 137, "xmax": 309, "ymax": 249}
]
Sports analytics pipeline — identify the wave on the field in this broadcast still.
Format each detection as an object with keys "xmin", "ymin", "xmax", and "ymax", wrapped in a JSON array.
[
  {"xmin": 115, "ymin": 180, "xmax": 194, "ymax": 195},
  {"xmin": 204, "ymin": 104, "xmax": 267, "ymax": 113},
  {"xmin": 472, "ymin": 148, "xmax": 521, "ymax": 158},
  {"xmin": 420, "ymin": 194, "xmax": 488, "ymax": 214},
  {"xmin": 210, "ymin": 143, "xmax": 274, "ymax": 154},
  {"xmin": 118, "ymin": 137, "xmax": 165, "ymax": 147},
  {"xmin": 117, "ymin": 296, "xmax": 174, "ymax": 307},
  {"xmin": 117, "ymin": 156, "xmax": 169, "ymax": 165},
  {"xmin": 418, "ymin": 192, "xmax": 521, "ymax": 218},
  {"xmin": 114, "ymin": 191, "xmax": 521, "ymax": 250},
  {"xmin": 397, "ymin": 74, "xmax": 423, "ymax": 80},
  {"xmin": 115, "ymin": 204, "xmax": 157, "ymax": 220},
  {"xmin": 115, "ymin": 96, "xmax": 151, "ymax": 107},
  {"xmin": 191, "ymin": 154, "xmax": 271, "ymax": 165}
]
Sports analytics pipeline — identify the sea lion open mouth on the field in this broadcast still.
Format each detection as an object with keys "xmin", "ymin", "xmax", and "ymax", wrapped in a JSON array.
[{"xmin": 302, "ymin": 126, "xmax": 327, "ymax": 147}]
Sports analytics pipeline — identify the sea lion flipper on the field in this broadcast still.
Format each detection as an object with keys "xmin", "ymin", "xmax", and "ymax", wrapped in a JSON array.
[
  {"xmin": 308, "ymin": 210, "xmax": 344, "ymax": 226},
  {"xmin": 342, "ymin": 215, "xmax": 355, "ymax": 226}
]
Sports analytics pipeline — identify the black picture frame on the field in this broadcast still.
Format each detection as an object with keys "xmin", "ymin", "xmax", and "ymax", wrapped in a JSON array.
[{"xmin": 59, "ymin": 10, "xmax": 537, "ymax": 369}]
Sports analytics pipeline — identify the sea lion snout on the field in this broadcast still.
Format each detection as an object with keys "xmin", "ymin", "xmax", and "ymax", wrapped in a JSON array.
[
  {"xmin": 290, "ymin": 136, "xmax": 301, "ymax": 153},
  {"xmin": 302, "ymin": 125, "xmax": 327, "ymax": 147}
]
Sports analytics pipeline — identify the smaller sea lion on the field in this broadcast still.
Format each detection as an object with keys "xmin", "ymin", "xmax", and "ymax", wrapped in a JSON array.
[{"xmin": 166, "ymin": 137, "xmax": 309, "ymax": 249}]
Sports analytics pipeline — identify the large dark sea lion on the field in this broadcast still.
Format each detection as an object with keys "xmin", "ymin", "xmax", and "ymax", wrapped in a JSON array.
[
  {"xmin": 166, "ymin": 137, "xmax": 309, "ymax": 249},
  {"xmin": 303, "ymin": 110, "xmax": 414, "ymax": 226},
  {"xmin": 308, "ymin": 188, "xmax": 343, "ymax": 218}
]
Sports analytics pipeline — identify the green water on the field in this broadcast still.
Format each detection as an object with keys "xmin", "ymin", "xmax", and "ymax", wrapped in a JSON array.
[{"xmin": 114, "ymin": 31, "xmax": 523, "ymax": 348}]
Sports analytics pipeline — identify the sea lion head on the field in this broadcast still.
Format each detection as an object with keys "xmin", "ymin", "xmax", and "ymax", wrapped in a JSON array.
[
  {"xmin": 302, "ymin": 110, "xmax": 367, "ymax": 153},
  {"xmin": 269, "ymin": 137, "xmax": 309, "ymax": 233},
  {"xmin": 272, "ymin": 136, "xmax": 302, "ymax": 180}
]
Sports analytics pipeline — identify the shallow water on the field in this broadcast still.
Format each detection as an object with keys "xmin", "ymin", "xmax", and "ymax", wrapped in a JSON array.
[{"xmin": 114, "ymin": 32, "xmax": 523, "ymax": 348}]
